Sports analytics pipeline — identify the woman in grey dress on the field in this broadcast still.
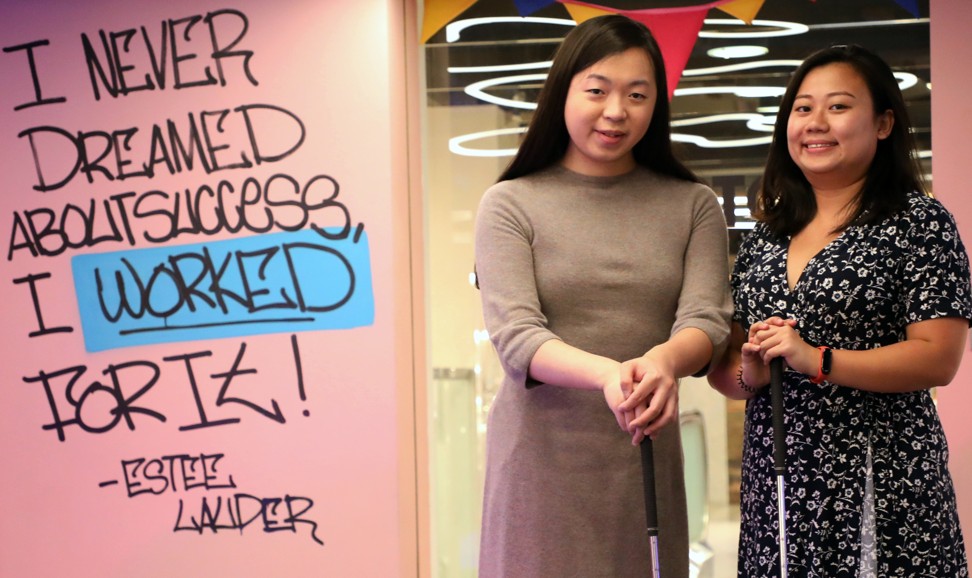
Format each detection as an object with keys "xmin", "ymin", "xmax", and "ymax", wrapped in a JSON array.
[{"xmin": 474, "ymin": 15, "xmax": 732, "ymax": 577}]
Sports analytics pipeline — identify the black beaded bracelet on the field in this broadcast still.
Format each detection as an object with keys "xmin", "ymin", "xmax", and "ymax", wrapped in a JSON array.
[{"xmin": 736, "ymin": 366, "xmax": 758, "ymax": 394}]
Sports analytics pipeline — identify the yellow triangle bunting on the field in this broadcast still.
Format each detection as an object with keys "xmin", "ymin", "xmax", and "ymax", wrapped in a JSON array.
[
  {"xmin": 421, "ymin": 0, "xmax": 479, "ymax": 43},
  {"xmin": 716, "ymin": 0, "xmax": 766, "ymax": 25}
]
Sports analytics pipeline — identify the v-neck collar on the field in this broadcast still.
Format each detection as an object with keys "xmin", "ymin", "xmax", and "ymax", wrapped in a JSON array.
[{"xmin": 783, "ymin": 229, "xmax": 849, "ymax": 293}]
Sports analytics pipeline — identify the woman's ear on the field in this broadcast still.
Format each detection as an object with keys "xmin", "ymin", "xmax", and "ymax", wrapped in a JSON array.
[{"xmin": 877, "ymin": 109, "xmax": 894, "ymax": 140}]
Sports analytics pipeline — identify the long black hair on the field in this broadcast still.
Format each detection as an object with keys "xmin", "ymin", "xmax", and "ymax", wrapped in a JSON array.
[
  {"xmin": 757, "ymin": 44, "xmax": 925, "ymax": 237},
  {"xmin": 497, "ymin": 14, "xmax": 697, "ymax": 184}
]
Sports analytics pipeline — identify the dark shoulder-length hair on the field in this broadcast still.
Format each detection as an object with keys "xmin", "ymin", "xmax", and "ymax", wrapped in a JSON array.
[
  {"xmin": 757, "ymin": 44, "xmax": 925, "ymax": 237},
  {"xmin": 496, "ymin": 14, "xmax": 698, "ymax": 184}
]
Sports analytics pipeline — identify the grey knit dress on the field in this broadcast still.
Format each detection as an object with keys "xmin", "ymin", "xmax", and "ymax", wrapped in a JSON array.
[{"xmin": 474, "ymin": 164, "xmax": 732, "ymax": 577}]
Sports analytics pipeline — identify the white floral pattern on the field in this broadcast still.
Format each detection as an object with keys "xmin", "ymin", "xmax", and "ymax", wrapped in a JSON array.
[{"xmin": 732, "ymin": 193, "xmax": 971, "ymax": 577}]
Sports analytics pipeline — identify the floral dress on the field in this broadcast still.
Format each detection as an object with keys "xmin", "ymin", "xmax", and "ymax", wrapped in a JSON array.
[{"xmin": 731, "ymin": 193, "xmax": 972, "ymax": 577}]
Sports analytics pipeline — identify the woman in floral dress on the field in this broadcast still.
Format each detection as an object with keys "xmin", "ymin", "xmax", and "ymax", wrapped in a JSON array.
[{"xmin": 710, "ymin": 44, "xmax": 971, "ymax": 576}]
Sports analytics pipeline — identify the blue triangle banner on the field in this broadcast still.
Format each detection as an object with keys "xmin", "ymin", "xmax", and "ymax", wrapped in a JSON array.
[
  {"xmin": 514, "ymin": 0, "xmax": 558, "ymax": 15},
  {"xmin": 892, "ymin": 0, "xmax": 920, "ymax": 18}
]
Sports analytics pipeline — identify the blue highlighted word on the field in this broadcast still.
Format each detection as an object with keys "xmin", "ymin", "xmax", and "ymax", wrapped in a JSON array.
[{"xmin": 71, "ymin": 228, "xmax": 374, "ymax": 352}]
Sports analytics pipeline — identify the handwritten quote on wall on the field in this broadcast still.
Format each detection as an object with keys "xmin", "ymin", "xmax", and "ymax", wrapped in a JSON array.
[{"xmin": 3, "ymin": 7, "xmax": 377, "ymax": 548}]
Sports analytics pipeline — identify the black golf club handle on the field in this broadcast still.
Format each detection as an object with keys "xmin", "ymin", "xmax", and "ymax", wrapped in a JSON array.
[
  {"xmin": 770, "ymin": 356, "xmax": 785, "ymax": 474},
  {"xmin": 639, "ymin": 437, "xmax": 658, "ymax": 535}
]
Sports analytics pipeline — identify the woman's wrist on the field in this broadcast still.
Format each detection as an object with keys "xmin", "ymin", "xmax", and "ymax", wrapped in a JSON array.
[
  {"xmin": 809, "ymin": 345, "xmax": 833, "ymax": 384},
  {"xmin": 641, "ymin": 347, "xmax": 676, "ymax": 379},
  {"xmin": 597, "ymin": 359, "xmax": 622, "ymax": 392},
  {"xmin": 736, "ymin": 365, "xmax": 762, "ymax": 394}
]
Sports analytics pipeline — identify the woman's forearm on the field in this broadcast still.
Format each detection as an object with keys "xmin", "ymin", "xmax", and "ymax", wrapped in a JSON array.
[{"xmin": 528, "ymin": 339, "xmax": 620, "ymax": 391}]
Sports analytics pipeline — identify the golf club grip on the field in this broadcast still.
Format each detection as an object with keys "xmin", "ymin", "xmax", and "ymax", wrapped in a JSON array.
[
  {"xmin": 640, "ymin": 437, "xmax": 658, "ymax": 534},
  {"xmin": 770, "ymin": 356, "xmax": 785, "ymax": 474}
]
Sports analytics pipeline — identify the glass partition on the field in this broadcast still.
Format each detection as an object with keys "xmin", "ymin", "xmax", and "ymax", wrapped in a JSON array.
[{"xmin": 422, "ymin": 2, "xmax": 930, "ymax": 575}]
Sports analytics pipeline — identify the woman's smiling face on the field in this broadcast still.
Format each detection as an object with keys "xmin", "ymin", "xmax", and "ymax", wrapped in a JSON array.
[
  {"xmin": 561, "ymin": 47, "xmax": 657, "ymax": 177},
  {"xmin": 786, "ymin": 61, "xmax": 894, "ymax": 192}
]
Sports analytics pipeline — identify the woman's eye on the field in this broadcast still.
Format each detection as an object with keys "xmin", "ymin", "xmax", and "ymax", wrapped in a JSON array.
[
  {"xmin": 587, "ymin": 88, "xmax": 604, "ymax": 95},
  {"xmin": 630, "ymin": 93, "xmax": 646, "ymax": 101}
]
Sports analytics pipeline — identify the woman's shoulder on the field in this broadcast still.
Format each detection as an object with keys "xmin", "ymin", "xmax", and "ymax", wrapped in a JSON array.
[
  {"xmin": 478, "ymin": 167, "xmax": 570, "ymax": 223},
  {"xmin": 904, "ymin": 190, "xmax": 951, "ymax": 214},
  {"xmin": 742, "ymin": 220, "xmax": 774, "ymax": 240},
  {"xmin": 735, "ymin": 221, "xmax": 780, "ymax": 257},
  {"xmin": 482, "ymin": 166, "xmax": 569, "ymax": 198},
  {"xmin": 480, "ymin": 174, "xmax": 539, "ymax": 207},
  {"xmin": 861, "ymin": 192, "xmax": 963, "ymax": 250},
  {"xmin": 890, "ymin": 191, "xmax": 958, "ymax": 230},
  {"xmin": 624, "ymin": 167, "xmax": 722, "ymax": 212}
]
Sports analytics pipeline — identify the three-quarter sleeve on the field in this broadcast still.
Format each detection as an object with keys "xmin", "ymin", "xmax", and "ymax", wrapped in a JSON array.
[
  {"xmin": 474, "ymin": 184, "xmax": 559, "ymax": 388},
  {"xmin": 670, "ymin": 186, "xmax": 733, "ymax": 375}
]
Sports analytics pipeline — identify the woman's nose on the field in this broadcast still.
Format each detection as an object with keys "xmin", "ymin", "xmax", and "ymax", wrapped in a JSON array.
[
  {"xmin": 603, "ymin": 95, "xmax": 627, "ymax": 120},
  {"xmin": 806, "ymin": 109, "xmax": 828, "ymax": 131}
]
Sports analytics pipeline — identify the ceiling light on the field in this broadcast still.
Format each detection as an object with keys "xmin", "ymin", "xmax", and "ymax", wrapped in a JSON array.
[
  {"xmin": 894, "ymin": 72, "xmax": 918, "ymax": 90},
  {"xmin": 674, "ymin": 86, "xmax": 786, "ymax": 98},
  {"xmin": 449, "ymin": 127, "xmax": 526, "ymax": 157},
  {"xmin": 707, "ymin": 45, "xmax": 769, "ymax": 59},
  {"xmin": 448, "ymin": 61, "xmax": 552, "ymax": 74},
  {"xmin": 463, "ymin": 74, "xmax": 546, "ymax": 110},
  {"xmin": 683, "ymin": 59, "xmax": 802, "ymax": 76},
  {"xmin": 445, "ymin": 17, "xmax": 573, "ymax": 43},
  {"xmin": 700, "ymin": 19, "xmax": 809, "ymax": 38}
]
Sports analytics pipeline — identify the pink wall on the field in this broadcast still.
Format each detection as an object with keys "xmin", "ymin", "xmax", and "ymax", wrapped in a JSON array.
[
  {"xmin": 0, "ymin": 1, "xmax": 420, "ymax": 576},
  {"xmin": 931, "ymin": 0, "xmax": 972, "ymax": 546}
]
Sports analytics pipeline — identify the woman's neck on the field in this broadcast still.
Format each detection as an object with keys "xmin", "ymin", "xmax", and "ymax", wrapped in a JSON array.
[{"xmin": 811, "ymin": 178, "xmax": 863, "ymax": 225}]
